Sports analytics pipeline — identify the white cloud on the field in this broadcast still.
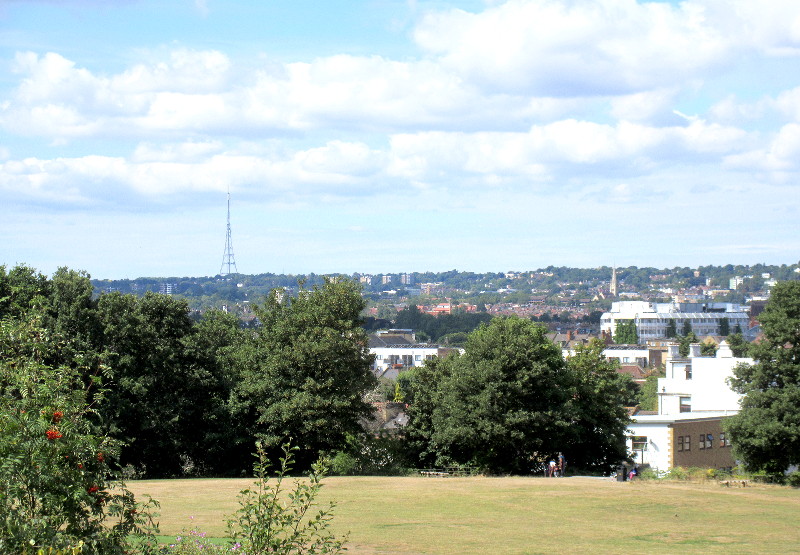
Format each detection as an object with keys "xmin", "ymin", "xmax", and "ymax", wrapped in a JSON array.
[
  {"xmin": 413, "ymin": 0, "xmax": 730, "ymax": 96},
  {"xmin": 725, "ymin": 122, "xmax": 800, "ymax": 175}
]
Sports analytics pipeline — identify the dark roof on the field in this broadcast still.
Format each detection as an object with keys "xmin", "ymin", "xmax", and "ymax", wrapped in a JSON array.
[{"xmin": 368, "ymin": 334, "xmax": 413, "ymax": 348}]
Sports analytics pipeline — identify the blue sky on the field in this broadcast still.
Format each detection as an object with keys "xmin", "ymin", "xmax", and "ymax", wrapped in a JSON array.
[{"xmin": 1, "ymin": 0, "xmax": 799, "ymax": 279}]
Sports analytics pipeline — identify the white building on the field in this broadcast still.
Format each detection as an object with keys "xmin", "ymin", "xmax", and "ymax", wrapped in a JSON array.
[
  {"xmin": 600, "ymin": 301, "xmax": 749, "ymax": 341},
  {"xmin": 626, "ymin": 342, "xmax": 753, "ymax": 471},
  {"xmin": 368, "ymin": 330, "xmax": 459, "ymax": 380},
  {"xmin": 370, "ymin": 345, "xmax": 444, "ymax": 380}
]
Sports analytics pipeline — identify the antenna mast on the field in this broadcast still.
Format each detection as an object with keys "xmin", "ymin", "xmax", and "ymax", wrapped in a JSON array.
[{"xmin": 220, "ymin": 190, "xmax": 238, "ymax": 276}]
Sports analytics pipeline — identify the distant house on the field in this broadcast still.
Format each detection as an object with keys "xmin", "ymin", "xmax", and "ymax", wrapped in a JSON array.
[{"xmin": 626, "ymin": 341, "xmax": 752, "ymax": 471}]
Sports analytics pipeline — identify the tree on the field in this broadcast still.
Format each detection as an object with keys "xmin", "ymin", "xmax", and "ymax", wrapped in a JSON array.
[
  {"xmin": 682, "ymin": 319, "xmax": 692, "ymax": 336},
  {"xmin": 719, "ymin": 317, "xmax": 730, "ymax": 337},
  {"xmin": 614, "ymin": 319, "xmax": 638, "ymax": 344},
  {"xmin": 565, "ymin": 340, "xmax": 631, "ymax": 471},
  {"xmin": 678, "ymin": 331, "xmax": 698, "ymax": 357},
  {"xmin": 230, "ymin": 279, "xmax": 377, "ymax": 470},
  {"xmin": 637, "ymin": 369, "xmax": 665, "ymax": 412},
  {"xmin": 725, "ymin": 281, "xmax": 800, "ymax": 474},
  {"xmin": 665, "ymin": 318, "xmax": 677, "ymax": 339},
  {"xmin": 406, "ymin": 317, "xmax": 572, "ymax": 474},
  {"xmin": 98, "ymin": 292, "xmax": 233, "ymax": 477},
  {"xmin": 727, "ymin": 333, "xmax": 750, "ymax": 358}
]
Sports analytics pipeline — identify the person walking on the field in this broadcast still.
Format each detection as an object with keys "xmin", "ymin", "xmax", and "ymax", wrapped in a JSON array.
[
  {"xmin": 558, "ymin": 453, "xmax": 566, "ymax": 477},
  {"xmin": 548, "ymin": 459, "xmax": 556, "ymax": 477}
]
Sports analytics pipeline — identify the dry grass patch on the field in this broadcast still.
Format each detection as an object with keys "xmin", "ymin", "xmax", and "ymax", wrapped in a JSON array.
[{"xmin": 128, "ymin": 476, "xmax": 800, "ymax": 554}]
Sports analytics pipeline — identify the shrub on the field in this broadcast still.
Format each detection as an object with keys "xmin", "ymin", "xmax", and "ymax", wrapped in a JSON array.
[
  {"xmin": 787, "ymin": 472, "xmax": 800, "ymax": 488},
  {"xmin": 664, "ymin": 466, "xmax": 689, "ymax": 480},
  {"xmin": 226, "ymin": 442, "xmax": 347, "ymax": 554},
  {"xmin": 0, "ymin": 314, "xmax": 159, "ymax": 553},
  {"xmin": 328, "ymin": 432, "xmax": 408, "ymax": 476}
]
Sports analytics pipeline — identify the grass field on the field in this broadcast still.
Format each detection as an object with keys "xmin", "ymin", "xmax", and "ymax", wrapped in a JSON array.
[{"xmin": 128, "ymin": 476, "xmax": 800, "ymax": 554}]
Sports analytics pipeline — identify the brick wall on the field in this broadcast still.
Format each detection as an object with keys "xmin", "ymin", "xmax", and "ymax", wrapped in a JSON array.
[{"xmin": 671, "ymin": 418, "xmax": 735, "ymax": 469}]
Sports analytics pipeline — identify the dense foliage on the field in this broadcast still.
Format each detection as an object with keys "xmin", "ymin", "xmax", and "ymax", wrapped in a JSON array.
[
  {"xmin": 613, "ymin": 319, "xmax": 638, "ymax": 344},
  {"xmin": 0, "ymin": 265, "xmax": 377, "ymax": 478},
  {"xmin": 726, "ymin": 281, "xmax": 800, "ymax": 474},
  {"xmin": 0, "ymin": 309, "xmax": 159, "ymax": 553},
  {"xmin": 229, "ymin": 279, "xmax": 377, "ymax": 470},
  {"xmin": 404, "ymin": 318, "xmax": 630, "ymax": 474}
]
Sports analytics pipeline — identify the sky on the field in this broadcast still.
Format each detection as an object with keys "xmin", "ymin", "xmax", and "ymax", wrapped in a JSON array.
[{"xmin": 1, "ymin": 0, "xmax": 799, "ymax": 279}]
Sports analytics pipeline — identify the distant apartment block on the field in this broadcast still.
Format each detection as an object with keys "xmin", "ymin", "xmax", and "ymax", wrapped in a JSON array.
[
  {"xmin": 400, "ymin": 273, "xmax": 413, "ymax": 285},
  {"xmin": 600, "ymin": 301, "xmax": 749, "ymax": 341},
  {"xmin": 159, "ymin": 283, "xmax": 177, "ymax": 295},
  {"xmin": 382, "ymin": 274, "xmax": 393, "ymax": 285}
]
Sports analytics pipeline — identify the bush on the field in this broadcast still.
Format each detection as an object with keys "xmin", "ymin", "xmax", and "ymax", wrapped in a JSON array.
[
  {"xmin": 226, "ymin": 442, "xmax": 347, "ymax": 554},
  {"xmin": 787, "ymin": 472, "xmax": 800, "ymax": 488},
  {"xmin": 0, "ymin": 314, "xmax": 159, "ymax": 553},
  {"xmin": 328, "ymin": 432, "xmax": 408, "ymax": 476}
]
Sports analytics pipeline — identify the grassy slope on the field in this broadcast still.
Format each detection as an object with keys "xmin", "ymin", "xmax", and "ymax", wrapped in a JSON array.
[{"xmin": 128, "ymin": 476, "xmax": 800, "ymax": 554}]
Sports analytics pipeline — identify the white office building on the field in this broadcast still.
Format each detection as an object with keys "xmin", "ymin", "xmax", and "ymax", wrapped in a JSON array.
[{"xmin": 600, "ymin": 301, "xmax": 749, "ymax": 341}]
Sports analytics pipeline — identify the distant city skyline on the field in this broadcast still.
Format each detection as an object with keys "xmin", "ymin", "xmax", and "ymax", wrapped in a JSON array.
[{"xmin": 1, "ymin": 0, "xmax": 799, "ymax": 279}]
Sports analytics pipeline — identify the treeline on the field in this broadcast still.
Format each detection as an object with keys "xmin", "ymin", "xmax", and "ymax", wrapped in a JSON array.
[
  {"xmin": 1, "ymin": 264, "xmax": 376, "ymax": 477},
  {"xmin": 2, "ymin": 263, "xmax": 636, "ymax": 478}
]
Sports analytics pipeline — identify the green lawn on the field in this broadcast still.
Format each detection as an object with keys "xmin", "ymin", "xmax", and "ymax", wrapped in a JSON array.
[{"xmin": 128, "ymin": 476, "xmax": 800, "ymax": 554}]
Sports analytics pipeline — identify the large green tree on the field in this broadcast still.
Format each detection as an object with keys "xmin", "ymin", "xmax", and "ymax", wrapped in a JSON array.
[
  {"xmin": 406, "ymin": 317, "xmax": 572, "ymax": 474},
  {"xmin": 97, "ymin": 292, "xmax": 238, "ymax": 477},
  {"xmin": 230, "ymin": 279, "xmax": 377, "ymax": 470},
  {"xmin": 725, "ymin": 281, "xmax": 800, "ymax": 474}
]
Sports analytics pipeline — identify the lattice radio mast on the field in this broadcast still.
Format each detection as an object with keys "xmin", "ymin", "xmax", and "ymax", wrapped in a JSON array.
[{"xmin": 219, "ymin": 190, "xmax": 238, "ymax": 276}]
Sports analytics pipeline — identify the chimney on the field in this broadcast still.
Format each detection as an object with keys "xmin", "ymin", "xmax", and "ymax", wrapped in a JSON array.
[
  {"xmin": 567, "ymin": 330, "xmax": 574, "ymax": 341},
  {"xmin": 689, "ymin": 344, "xmax": 702, "ymax": 358},
  {"xmin": 667, "ymin": 344, "xmax": 680, "ymax": 360},
  {"xmin": 717, "ymin": 340, "xmax": 733, "ymax": 358}
]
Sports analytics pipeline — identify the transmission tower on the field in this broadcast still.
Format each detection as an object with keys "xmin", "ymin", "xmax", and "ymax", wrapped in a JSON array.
[{"xmin": 219, "ymin": 190, "xmax": 238, "ymax": 276}]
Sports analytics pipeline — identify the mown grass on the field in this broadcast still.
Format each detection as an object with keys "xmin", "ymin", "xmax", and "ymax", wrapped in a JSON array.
[{"xmin": 128, "ymin": 476, "xmax": 800, "ymax": 554}]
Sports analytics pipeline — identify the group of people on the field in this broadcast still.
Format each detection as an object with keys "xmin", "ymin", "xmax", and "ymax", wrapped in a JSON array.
[{"xmin": 547, "ymin": 453, "xmax": 566, "ymax": 477}]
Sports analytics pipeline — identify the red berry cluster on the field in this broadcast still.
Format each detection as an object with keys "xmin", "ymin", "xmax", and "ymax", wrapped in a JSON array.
[
  {"xmin": 52, "ymin": 410, "xmax": 64, "ymax": 423},
  {"xmin": 45, "ymin": 429, "xmax": 62, "ymax": 440}
]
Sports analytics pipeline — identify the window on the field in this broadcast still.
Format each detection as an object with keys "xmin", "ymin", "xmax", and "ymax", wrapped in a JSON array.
[
  {"xmin": 684, "ymin": 435, "xmax": 690, "ymax": 451},
  {"xmin": 677, "ymin": 435, "xmax": 684, "ymax": 452},
  {"xmin": 706, "ymin": 434, "xmax": 713, "ymax": 449},
  {"xmin": 685, "ymin": 366, "xmax": 692, "ymax": 380},
  {"xmin": 699, "ymin": 434, "xmax": 706, "ymax": 450},
  {"xmin": 415, "ymin": 355, "xmax": 422, "ymax": 361},
  {"xmin": 719, "ymin": 433, "xmax": 730, "ymax": 448},
  {"xmin": 680, "ymin": 397, "xmax": 692, "ymax": 413},
  {"xmin": 631, "ymin": 436, "xmax": 648, "ymax": 451}
]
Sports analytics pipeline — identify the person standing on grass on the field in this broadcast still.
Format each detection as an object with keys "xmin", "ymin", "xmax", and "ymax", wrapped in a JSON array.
[
  {"xmin": 549, "ymin": 459, "xmax": 556, "ymax": 477},
  {"xmin": 558, "ymin": 453, "xmax": 566, "ymax": 477}
]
